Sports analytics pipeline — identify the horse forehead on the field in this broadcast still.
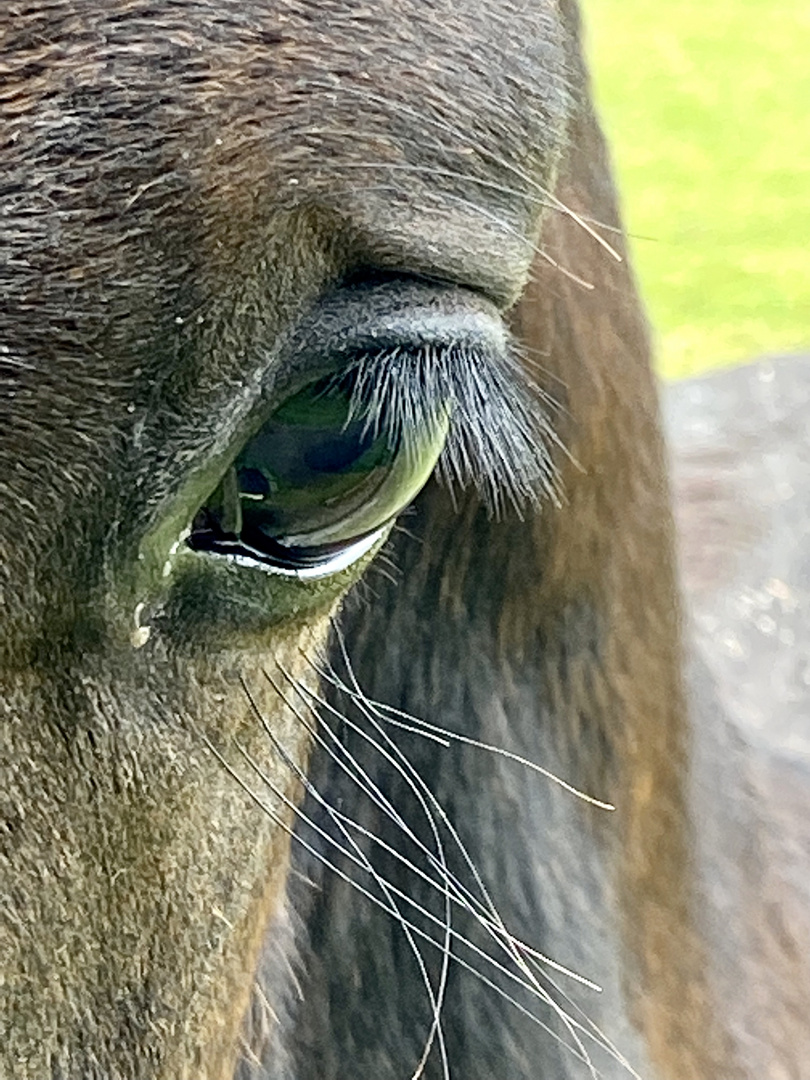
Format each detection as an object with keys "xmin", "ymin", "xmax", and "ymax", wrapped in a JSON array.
[
  {"xmin": 5, "ymin": 2, "xmax": 569, "ymax": 174},
  {"xmin": 2, "ymin": 1, "xmax": 572, "ymax": 360}
]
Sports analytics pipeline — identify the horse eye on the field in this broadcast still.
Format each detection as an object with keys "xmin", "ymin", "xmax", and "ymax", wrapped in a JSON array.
[{"xmin": 187, "ymin": 372, "xmax": 447, "ymax": 578}]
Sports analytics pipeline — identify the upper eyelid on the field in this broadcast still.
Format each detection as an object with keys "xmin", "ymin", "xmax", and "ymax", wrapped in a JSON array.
[{"xmin": 272, "ymin": 276, "xmax": 510, "ymax": 384}]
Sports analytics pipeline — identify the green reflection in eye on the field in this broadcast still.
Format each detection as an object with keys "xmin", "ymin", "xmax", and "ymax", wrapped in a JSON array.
[{"xmin": 189, "ymin": 372, "xmax": 448, "ymax": 574}]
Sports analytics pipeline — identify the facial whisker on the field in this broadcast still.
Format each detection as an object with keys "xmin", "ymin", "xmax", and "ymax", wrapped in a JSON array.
[
  {"xmin": 262, "ymin": 667, "xmax": 486, "ymax": 1006},
  {"xmin": 267, "ymin": 658, "xmax": 593, "ymax": 1033},
  {"xmin": 238, "ymin": 674, "xmax": 453, "ymax": 1080},
  {"xmin": 316, "ymin": 653, "xmax": 615, "ymax": 812},
  {"xmin": 297, "ymin": 650, "xmax": 603, "ymax": 1080},
  {"xmin": 259, "ymin": 670, "xmax": 453, "ymax": 875},
  {"xmin": 235, "ymin": 724, "xmax": 451, "ymax": 1080},
  {"xmin": 319, "ymin": 638, "xmax": 602, "ymax": 1077},
  {"xmin": 328, "ymin": 623, "xmax": 651, "ymax": 1077},
  {"xmin": 199, "ymin": 715, "xmax": 619, "ymax": 1075},
  {"xmin": 221, "ymin": 726, "xmax": 596, "ymax": 1069},
  {"xmin": 320, "ymin": 169, "xmax": 600, "ymax": 291},
  {"xmin": 290, "ymin": 96, "xmax": 623, "ymax": 261},
  {"xmin": 529, "ymin": 968, "xmax": 646, "ymax": 1080},
  {"xmin": 284, "ymin": 663, "xmax": 548, "ymax": 969},
  {"xmin": 298, "ymin": 651, "xmax": 601, "ymax": 992}
]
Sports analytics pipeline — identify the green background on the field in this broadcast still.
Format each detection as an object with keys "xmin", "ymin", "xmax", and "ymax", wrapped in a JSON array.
[{"xmin": 581, "ymin": 0, "xmax": 810, "ymax": 379}]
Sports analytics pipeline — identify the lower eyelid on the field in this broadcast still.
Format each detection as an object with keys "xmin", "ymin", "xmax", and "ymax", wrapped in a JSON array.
[{"xmin": 194, "ymin": 525, "xmax": 388, "ymax": 581}]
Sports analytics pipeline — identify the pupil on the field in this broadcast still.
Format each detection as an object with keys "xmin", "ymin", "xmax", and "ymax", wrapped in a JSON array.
[
  {"xmin": 236, "ymin": 467, "xmax": 271, "ymax": 497},
  {"xmin": 303, "ymin": 426, "xmax": 375, "ymax": 474}
]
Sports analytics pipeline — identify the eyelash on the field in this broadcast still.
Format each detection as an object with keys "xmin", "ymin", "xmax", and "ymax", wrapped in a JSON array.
[{"xmin": 337, "ymin": 338, "xmax": 562, "ymax": 516}]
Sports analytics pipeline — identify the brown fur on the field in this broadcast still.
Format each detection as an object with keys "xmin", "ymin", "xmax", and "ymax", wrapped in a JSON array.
[{"xmin": 1, "ymin": 2, "xmax": 737, "ymax": 1078}]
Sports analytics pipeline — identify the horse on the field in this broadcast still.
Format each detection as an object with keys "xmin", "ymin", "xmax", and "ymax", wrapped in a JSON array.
[{"xmin": 4, "ymin": 3, "xmax": 806, "ymax": 1078}]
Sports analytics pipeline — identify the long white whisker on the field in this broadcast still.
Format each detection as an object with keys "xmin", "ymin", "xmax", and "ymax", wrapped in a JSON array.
[
  {"xmin": 323, "ymin": 635, "xmax": 600, "ymax": 1079},
  {"xmin": 316, "ymin": 655, "xmax": 615, "ymax": 812},
  {"xmin": 319, "ymin": 168, "xmax": 598, "ymax": 290},
  {"xmin": 199, "ymin": 727, "xmax": 598, "ymax": 1069},
  {"xmin": 326, "ymin": 627, "xmax": 645, "ymax": 1076},
  {"xmin": 287, "ymin": 103, "xmax": 623, "ymax": 263},
  {"xmin": 286, "ymin": 661, "xmax": 600, "ymax": 995},
  {"xmin": 239, "ymin": 674, "xmax": 452, "ymax": 1080},
  {"xmin": 532, "ymin": 968, "xmax": 645, "ymax": 1080},
  {"xmin": 306, "ymin": 87, "xmax": 623, "ymax": 261},
  {"xmin": 233, "ymin": 718, "xmax": 450, "ymax": 1080}
]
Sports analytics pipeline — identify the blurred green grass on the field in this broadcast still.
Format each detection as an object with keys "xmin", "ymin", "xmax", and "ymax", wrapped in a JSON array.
[{"xmin": 581, "ymin": 0, "xmax": 810, "ymax": 378}]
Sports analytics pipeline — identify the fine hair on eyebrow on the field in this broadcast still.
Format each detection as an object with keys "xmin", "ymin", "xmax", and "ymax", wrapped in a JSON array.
[{"xmin": 331, "ymin": 337, "xmax": 563, "ymax": 517}]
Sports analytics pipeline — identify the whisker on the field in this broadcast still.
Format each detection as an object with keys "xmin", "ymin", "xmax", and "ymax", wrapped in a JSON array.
[
  {"xmin": 377, "ymin": 700, "xmax": 613, "ymax": 810},
  {"xmin": 207, "ymin": 722, "xmax": 597, "ymax": 1070},
  {"xmin": 286, "ymin": 107, "xmax": 623, "ymax": 262},
  {"xmin": 242, "ymin": 672, "xmax": 453, "ymax": 1080},
  {"xmin": 235, "ymin": 727, "xmax": 452, "ymax": 1080},
  {"xmin": 202, "ymin": 714, "xmax": 452, "ymax": 1079},
  {"xmin": 258, "ymin": 672, "xmax": 455, "ymax": 884},
  {"xmin": 321, "ymin": 636, "xmax": 604, "ymax": 1077},
  {"xmin": 291, "ymin": 653, "xmax": 605, "ymax": 996},
  {"xmin": 315, "ymin": 653, "xmax": 615, "ymax": 813},
  {"xmin": 299, "ymin": 649, "xmax": 601, "ymax": 1076},
  {"xmin": 532, "ymin": 968, "xmax": 646, "ymax": 1080},
  {"xmin": 309, "ymin": 87, "xmax": 624, "ymax": 261},
  {"xmin": 283, "ymin": 661, "xmax": 595, "ymax": 988},
  {"xmin": 199, "ymin": 691, "xmax": 631, "ymax": 1076},
  {"xmin": 250, "ymin": 667, "xmax": 456, "ymax": 1072},
  {"xmin": 267, "ymin": 670, "xmax": 503, "ymax": 960},
  {"xmin": 321, "ymin": 171, "xmax": 598, "ymax": 291},
  {"xmin": 322, "ymin": 629, "xmax": 644, "ymax": 1076}
]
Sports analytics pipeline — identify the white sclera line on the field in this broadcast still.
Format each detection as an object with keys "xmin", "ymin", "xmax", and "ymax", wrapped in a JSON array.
[{"xmin": 206, "ymin": 525, "xmax": 389, "ymax": 581}]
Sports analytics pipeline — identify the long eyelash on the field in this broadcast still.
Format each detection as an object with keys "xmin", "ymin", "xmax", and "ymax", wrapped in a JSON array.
[{"xmin": 336, "ymin": 337, "xmax": 564, "ymax": 516}]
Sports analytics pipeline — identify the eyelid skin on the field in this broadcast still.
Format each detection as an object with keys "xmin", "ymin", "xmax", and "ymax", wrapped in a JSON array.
[{"xmin": 276, "ymin": 278, "xmax": 512, "ymax": 389}]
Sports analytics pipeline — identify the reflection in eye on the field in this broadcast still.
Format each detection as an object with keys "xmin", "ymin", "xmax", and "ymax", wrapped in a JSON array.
[{"xmin": 188, "ymin": 372, "xmax": 448, "ymax": 578}]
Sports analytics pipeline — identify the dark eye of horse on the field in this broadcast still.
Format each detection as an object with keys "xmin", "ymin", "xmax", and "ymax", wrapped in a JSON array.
[{"xmin": 187, "ymin": 372, "xmax": 447, "ymax": 578}]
